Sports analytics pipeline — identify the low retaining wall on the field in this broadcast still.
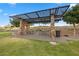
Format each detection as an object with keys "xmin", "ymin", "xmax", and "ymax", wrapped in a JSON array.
[{"xmin": 12, "ymin": 29, "xmax": 79, "ymax": 42}]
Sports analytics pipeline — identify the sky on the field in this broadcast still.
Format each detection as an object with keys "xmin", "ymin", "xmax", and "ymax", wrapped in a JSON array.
[{"xmin": 0, "ymin": 3, "xmax": 76, "ymax": 26}]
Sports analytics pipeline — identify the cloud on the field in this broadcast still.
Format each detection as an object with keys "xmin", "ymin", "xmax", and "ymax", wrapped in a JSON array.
[
  {"xmin": 8, "ymin": 3, "xmax": 16, "ymax": 7},
  {"xmin": 9, "ymin": 13, "xmax": 16, "ymax": 16},
  {"xmin": 70, "ymin": 4, "xmax": 77, "ymax": 8},
  {"xmin": 3, "ymin": 13, "xmax": 16, "ymax": 16},
  {"xmin": 0, "ymin": 9, "xmax": 3, "ymax": 13},
  {"xmin": 9, "ymin": 3, "xmax": 16, "ymax": 5},
  {"xmin": 3, "ymin": 13, "xmax": 9, "ymax": 16}
]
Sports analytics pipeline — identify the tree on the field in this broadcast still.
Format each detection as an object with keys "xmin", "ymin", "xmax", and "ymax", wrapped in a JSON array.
[
  {"xmin": 10, "ymin": 19, "xmax": 20, "ymax": 27},
  {"xmin": 72, "ymin": 4, "xmax": 79, "ymax": 23},
  {"xmin": 63, "ymin": 4, "xmax": 79, "ymax": 36}
]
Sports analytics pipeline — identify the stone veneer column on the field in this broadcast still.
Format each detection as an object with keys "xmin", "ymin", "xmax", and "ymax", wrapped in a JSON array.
[
  {"xmin": 50, "ymin": 15, "xmax": 56, "ymax": 45},
  {"xmin": 20, "ymin": 20, "xmax": 30, "ymax": 35}
]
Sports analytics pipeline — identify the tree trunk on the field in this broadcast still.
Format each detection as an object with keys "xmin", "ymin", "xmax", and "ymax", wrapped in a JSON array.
[{"xmin": 73, "ymin": 23, "xmax": 76, "ymax": 37}]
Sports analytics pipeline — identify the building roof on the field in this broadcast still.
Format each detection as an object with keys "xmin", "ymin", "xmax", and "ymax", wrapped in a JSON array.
[{"xmin": 10, "ymin": 5, "xmax": 70, "ymax": 23}]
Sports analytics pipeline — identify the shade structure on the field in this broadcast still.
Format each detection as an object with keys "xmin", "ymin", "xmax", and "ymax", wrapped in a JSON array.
[{"xmin": 10, "ymin": 5, "xmax": 70, "ymax": 23}]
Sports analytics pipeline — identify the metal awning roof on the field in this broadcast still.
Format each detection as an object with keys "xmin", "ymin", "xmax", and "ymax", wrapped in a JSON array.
[{"xmin": 10, "ymin": 5, "xmax": 70, "ymax": 23}]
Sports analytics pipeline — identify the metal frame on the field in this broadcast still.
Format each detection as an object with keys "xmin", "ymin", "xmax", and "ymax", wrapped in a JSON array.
[{"xmin": 10, "ymin": 5, "xmax": 70, "ymax": 23}]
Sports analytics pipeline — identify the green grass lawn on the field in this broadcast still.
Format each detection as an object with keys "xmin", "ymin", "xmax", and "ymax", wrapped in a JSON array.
[{"xmin": 0, "ymin": 32, "xmax": 79, "ymax": 56}]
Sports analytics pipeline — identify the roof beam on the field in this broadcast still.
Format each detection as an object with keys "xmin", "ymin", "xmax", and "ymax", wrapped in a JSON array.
[
  {"xmin": 55, "ymin": 8, "xmax": 59, "ymax": 15},
  {"xmin": 62, "ymin": 7, "xmax": 69, "ymax": 16},
  {"xmin": 24, "ymin": 14, "xmax": 31, "ymax": 19},
  {"xmin": 35, "ymin": 12, "xmax": 40, "ymax": 18}
]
